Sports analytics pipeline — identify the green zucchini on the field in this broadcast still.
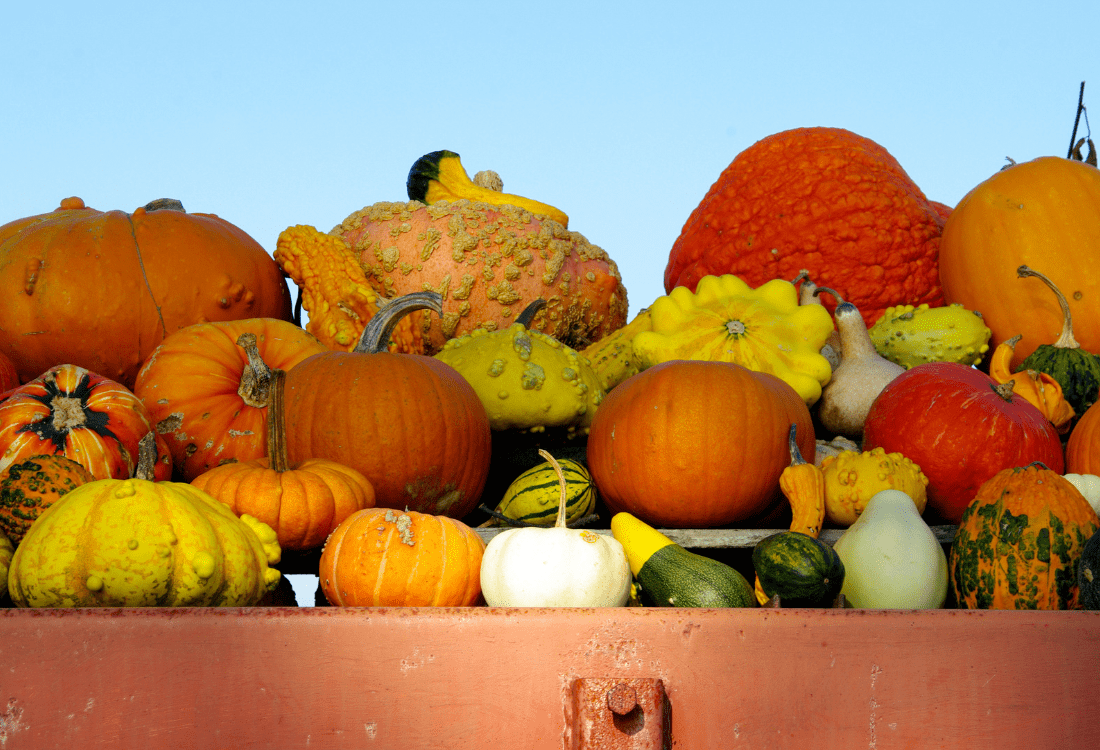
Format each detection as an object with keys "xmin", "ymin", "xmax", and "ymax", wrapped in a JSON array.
[
  {"xmin": 610, "ymin": 512, "xmax": 756, "ymax": 608},
  {"xmin": 489, "ymin": 458, "xmax": 596, "ymax": 527},
  {"xmin": 752, "ymin": 531, "xmax": 845, "ymax": 607}
]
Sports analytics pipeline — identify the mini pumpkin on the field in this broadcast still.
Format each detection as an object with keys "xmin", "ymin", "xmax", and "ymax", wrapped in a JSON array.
[{"xmin": 0, "ymin": 454, "xmax": 95, "ymax": 544}]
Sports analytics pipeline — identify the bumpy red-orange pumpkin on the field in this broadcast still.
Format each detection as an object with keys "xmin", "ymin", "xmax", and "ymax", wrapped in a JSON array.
[
  {"xmin": 664, "ymin": 127, "xmax": 946, "ymax": 326},
  {"xmin": 319, "ymin": 507, "xmax": 485, "ymax": 607},
  {"xmin": 949, "ymin": 462, "xmax": 1100, "ymax": 609},
  {"xmin": 586, "ymin": 360, "xmax": 815, "ymax": 528},
  {"xmin": 331, "ymin": 200, "xmax": 628, "ymax": 352},
  {"xmin": 0, "ymin": 364, "xmax": 172, "ymax": 481},
  {"xmin": 938, "ymin": 157, "xmax": 1100, "ymax": 368},
  {"xmin": 134, "ymin": 318, "xmax": 329, "ymax": 481},
  {"xmin": 0, "ymin": 197, "xmax": 294, "ymax": 388},
  {"xmin": 0, "ymin": 454, "xmax": 94, "ymax": 544},
  {"xmin": 190, "ymin": 370, "xmax": 376, "ymax": 551}
]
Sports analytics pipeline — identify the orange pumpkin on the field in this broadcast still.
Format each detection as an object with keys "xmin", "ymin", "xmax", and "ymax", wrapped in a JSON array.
[
  {"xmin": 0, "ymin": 352, "xmax": 18, "ymax": 393},
  {"xmin": 0, "ymin": 364, "xmax": 172, "ymax": 481},
  {"xmin": 134, "ymin": 318, "xmax": 330, "ymax": 481},
  {"xmin": 190, "ymin": 370, "xmax": 375, "ymax": 551},
  {"xmin": 331, "ymin": 200, "xmax": 628, "ymax": 353},
  {"xmin": 0, "ymin": 197, "xmax": 294, "ymax": 388},
  {"xmin": 586, "ymin": 360, "xmax": 815, "ymax": 528},
  {"xmin": 1067, "ymin": 398, "xmax": 1100, "ymax": 475},
  {"xmin": 939, "ymin": 156, "xmax": 1100, "ymax": 368},
  {"xmin": 0, "ymin": 454, "xmax": 95, "ymax": 544},
  {"xmin": 318, "ymin": 507, "xmax": 485, "ymax": 607},
  {"xmin": 282, "ymin": 293, "xmax": 492, "ymax": 518},
  {"xmin": 664, "ymin": 127, "xmax": 946, "ymax": 326}
]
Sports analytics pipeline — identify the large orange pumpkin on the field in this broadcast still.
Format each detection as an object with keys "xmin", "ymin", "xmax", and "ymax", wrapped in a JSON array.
[
  {"xmin": 0, "ymin": 197, "xmax": 294, "ymax": 388},
  {"xmin": 318, "ymin": 507, "xmax": 485, "ymax": 607},
  {"xmin": 134, "ymin": 317, "xmax": 329, "ymax": 481},
  {"xmin": 586, "ymin": 360, "xmax": 815, "ymax": 528},
  {"xmin": 331, "ymin": 200, "xmax": 628, "ymax": 352},
  {"xmin": 938, "ymin": 156, "xmax": 1100, "ymax": 368},
  {"xmin": 282, "ymin": 293, "xmax": 492, "ymax": 518},
  {"xmin": 664, "ymin": 127, "xmax": 946, "ymax": 326}
]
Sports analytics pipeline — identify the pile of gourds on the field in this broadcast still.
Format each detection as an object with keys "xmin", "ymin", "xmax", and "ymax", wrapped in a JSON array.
[{"xmin": 1, "ymin": 128, "xmax": 1099, "ymax": 613}]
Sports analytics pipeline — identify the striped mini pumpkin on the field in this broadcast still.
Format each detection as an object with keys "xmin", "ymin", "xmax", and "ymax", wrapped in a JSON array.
[{"xmin": 491, "ymin": 458, "xmax": 596, "ymax": 527}]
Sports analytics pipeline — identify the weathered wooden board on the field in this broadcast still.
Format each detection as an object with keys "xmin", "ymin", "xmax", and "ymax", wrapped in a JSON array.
[{"xmin": 0, "ymin": 606, "xmax": 1096, "ymax": 749}]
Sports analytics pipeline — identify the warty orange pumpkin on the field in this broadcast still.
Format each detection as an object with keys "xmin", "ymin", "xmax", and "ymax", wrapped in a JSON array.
[
  {"xmin": 0, "ymin": 197, "xmax": 294, "ymax": 388},
  {"xmin": 586, "ymin": 360, "xmax": 815, "ymax": 528}
]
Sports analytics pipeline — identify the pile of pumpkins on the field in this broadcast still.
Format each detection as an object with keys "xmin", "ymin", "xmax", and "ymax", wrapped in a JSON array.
[{"xmin": 1, "ymin": 130, "xmax": 1099, "ymax": 613}]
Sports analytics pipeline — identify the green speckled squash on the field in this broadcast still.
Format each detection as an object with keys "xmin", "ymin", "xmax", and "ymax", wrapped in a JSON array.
[
  {"xmin": 0, "ymin": 455, "xmax": 95, "ymax": 544},
  {"xmin": 949, "ymin": 462, "xmax": 1100, "ymax": 610},
  {"xmin": 868, "ymin": 303, "xmax": 991, "ymax": 369},
  {"xmin": 8, "ymin": 469, "xmax": 282, "ymax": 608},
  {"xmin": 752, "ymin": 531, "xmax": 845, "ymax": 607},
  {"xmin": 489, "ymin": 457, "xmax": 596, "ymax": 527},
  {"xmin": 1016, "ymin": 266, "xmax": 1100, "ymax": 419}
]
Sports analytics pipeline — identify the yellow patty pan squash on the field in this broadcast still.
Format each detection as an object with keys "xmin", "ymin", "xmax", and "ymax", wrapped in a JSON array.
[
  {"xmin": 9, "ymin": 474, "xmax": 282, "ymax": 608},
  {"xmin": 434, "ymin": 303, "xmax": 605, "ymax": 435},
  {"xmin": 631, "ymin": 275, "xmax": 834, "ymax": 404}
]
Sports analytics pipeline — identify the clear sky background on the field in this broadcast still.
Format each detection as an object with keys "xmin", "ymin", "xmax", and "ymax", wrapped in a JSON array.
[{"xmin": 3, "ymin": 1, "xmax": 1096, "ymax": 324}]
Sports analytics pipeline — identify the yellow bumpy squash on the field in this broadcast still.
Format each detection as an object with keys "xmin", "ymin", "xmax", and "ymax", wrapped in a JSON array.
[
  {"xmin": 434, "ymin": 316, "xmax": 605, "ymax": 436},
  {"xmin": 868, "ymin": 303, "xmax": 991, "ymax": 369},
  {"xmin": 631, "ymin": 275, "xmax": 834, "ymax": 405},
  {"xmin": 581, "ymin": 307, "xmax": 653, "ymax": 392},
  {"xmin": 820, "ymin": 448, "xmax": 929, "ymax": 527},
  {"xmin": 9, "ymin": 477, "xmax": 282, "ymax": 608}
]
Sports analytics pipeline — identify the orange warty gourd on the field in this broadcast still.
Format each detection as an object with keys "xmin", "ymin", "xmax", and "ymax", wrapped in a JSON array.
[
  {"xmin": 938, "ymin": 156, "xmax": 1100, "ymax": 368},
  {"xmin": 586, "ymin": 360, "xmax": 815, "ymax": 528},
  {"xmin": 331, "ymin": 200, "xmax": 628, "ymax": 353},
  {"xmin": 190, "ymin": 370, "xmax": 376, "ymax": 551},
  {"xmin": 664, "ymin": 127, "xmax": 946, "ymax": 326},
  {"xmin": 0, "ymin": 454, "xmax": 95, "ymax": 544},
  {"xmin": 0, "ymin": 197, "xmax": 294, "ymax": 388},
  {"xmin": 134, "ymin": 318, "xmax": 330, "ymax": 481},
  {"xmin": 319, "ymin": 507, "xmax": 485, "ymax": 607}
]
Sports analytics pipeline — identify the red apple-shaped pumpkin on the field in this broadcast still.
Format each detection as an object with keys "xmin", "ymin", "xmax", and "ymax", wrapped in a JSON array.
[{"xmin": 862, "ymin": 362, "xmax": 1065, "ymax": 524}]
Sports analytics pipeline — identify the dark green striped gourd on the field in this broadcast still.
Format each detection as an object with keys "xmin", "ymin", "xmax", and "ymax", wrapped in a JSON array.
[
  {"xmin": 491, "ymin": 458, "xmax": 596, "ymax": 527},
  {"xmin": 752, "ymin": 531, "xmax": 845, "ymax": 607},
  {"xmin": 1016, "ymin": 265, "xmax": 1100, "ymax": 419}
]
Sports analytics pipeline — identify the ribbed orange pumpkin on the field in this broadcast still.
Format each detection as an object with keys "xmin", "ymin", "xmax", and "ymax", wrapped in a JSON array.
[
  {"xmin": 282, "ymin": 293, "xmax": 492, "ymax": 518},
  {"xmin": 0, "ymin": 197, "xmax": 294, "ymax": 388},
  {"xmin": 318, "ymin": 507, "xmax": 485, "ymax": 607},
  {"xmin": 135, "ymin": 318, "xmax": 330, "ymax": 481},
  {"xmin": 949, "ymin": 462, "xmax": 1100, "ymax": 609},
  {"xmin": 939, "ymin": 157, "xmax": 1100, "ymax": 369},
  {"xmin": 586, "ymin": 360, "xmax": 815, "ymax": 528},
  {"xmin": 1066, "ymin": 398, "xmax": 1100, "ymax": 475},
  {"xmin": 0, "ymin": 364, "xmax": 172, "ymax": 481},
  {"xmin": 664, "ymin": 127, "xmax": 946, "ymax": 326},
  {"xmin": 190, "ymin": 370, "xmax": 376, "ymax": 551},
  {"xmin": 0, "ymin": 454, "xmax": 94, "ymax": 544}
]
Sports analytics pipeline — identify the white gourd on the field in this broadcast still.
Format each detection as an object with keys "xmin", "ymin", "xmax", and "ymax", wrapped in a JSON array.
[
  {"xmin": 479, "ymin": 450, "xmax": 631, "ymax": 607},
  {"xmin": 832, "ymin": 488, "xmax": 948, "ymax": 609},
  {"xmin": 1063, "ymin": 473, "xmax": 1100, "ymax": 517}
]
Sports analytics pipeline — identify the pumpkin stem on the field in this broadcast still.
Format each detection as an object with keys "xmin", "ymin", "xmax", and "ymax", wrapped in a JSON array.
[
  {"xmin": 537, "ymin": 448, "xmax": 569, "ymax": 530},
  {"xmin": 236, "ymin": 333, "xmax": 275, "ymax": 408},
  {"xmin": 1067, "ymin": 81, "xmax": 1086, "ymax": 160},
  {"xmin": 134, "ymin": 432, "xmax": 158, "ymax": 481},
  {"xmin": 143, "ymin": 198, "xmax": 185, "ymax": 212},
  {"xmin": 266, "ymin": 369, "xmax": 291, "ymax": 473},
  {"xmin": 992, "ymin": 379, "xmax": 1017, "ymax": 402},
  {"xmin": 516, "ymin": 298, "xmax": 547, "ymax": 328},
  {"xmin": 354, "ymin": 291, "xmax": 443, "ymax": 354},
  {"xmin": 1017, "ymin": 265, "xmax": 1080, "ymax": 350}
]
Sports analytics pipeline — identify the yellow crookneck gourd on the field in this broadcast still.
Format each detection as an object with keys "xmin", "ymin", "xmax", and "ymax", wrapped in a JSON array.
[
  {"xmin": 434, "ymin": 300, "xmax": 605, "ymax": 436},
  {"xmin": 630, "ymin": 274, "xmax": 835, "ymax": 405},
  {"xmin": 988, "ymin": 334, "xmax": 1076, "ymax": 434},
  {"xmin": 406, "ymin": 150, "xmax": 570, "ymax": 228}
]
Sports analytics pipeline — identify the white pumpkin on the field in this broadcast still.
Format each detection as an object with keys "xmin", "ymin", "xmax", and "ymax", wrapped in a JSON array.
[
  {"xmin": 1063, "ymin": 473, "xmax": 1100, "ymax": 517},
  {"xmin": 480, "ymin": 451, "xmax": 631, "ymax": 607},
  {"xmin": 832, "ymin": 488, "xmax": 948, "ymax": 609}
]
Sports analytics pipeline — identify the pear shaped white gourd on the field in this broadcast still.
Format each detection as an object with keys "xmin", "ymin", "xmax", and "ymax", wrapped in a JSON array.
[
  {"xmin": 832, "ymin": 489, "xmax": 947, "ymax": 609},
  {"xmin": 479, "ymin": 450, "xmax": 631, "ymax": 607},
  {"xmin": 1063, "ymin": 473, "xmax": 1100, "ymax": 517}
]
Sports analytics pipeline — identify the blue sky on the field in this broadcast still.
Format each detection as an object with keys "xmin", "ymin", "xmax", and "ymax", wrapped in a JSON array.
[{"xmin": 4, "ymin": 1, "xmax": 1095, "ymax": 322}]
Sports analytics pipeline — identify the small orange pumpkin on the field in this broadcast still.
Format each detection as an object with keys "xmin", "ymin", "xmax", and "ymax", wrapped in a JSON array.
[
  {"xmin": 318, "ymin": 507, "xmax": 485, "ymax": 607},
  {"xmin": 586, "ymin": 360, "xmax": 815, "ymax": 528},
  {"xmin": 0, "ymin": 454, "xmax": 95, "ymax": 544},
  {"xmin": 1066, "ymin": 398, "xmax": 1100, "ymax": 476},
  {"xmin": 190, "ymin": 370, "xmax": 376, "ymax": 551}
]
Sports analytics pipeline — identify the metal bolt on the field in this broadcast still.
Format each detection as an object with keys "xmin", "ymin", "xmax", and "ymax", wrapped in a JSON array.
[{"xmin": 606, "ymin": 683, "xmax": 638, "ymax": 715}]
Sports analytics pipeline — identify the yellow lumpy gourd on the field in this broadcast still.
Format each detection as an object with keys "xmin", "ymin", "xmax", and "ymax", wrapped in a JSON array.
[
  {"xmin": 868, "ymin": 303, "xmax": 992, "ymax": 369},
  {"xmin": 8, "ymin": 476, "xmax": 281, "ymax": 608},
  {"xmin": 820, "ymin": 448, "xmax": 929, "ymax": 527}
]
